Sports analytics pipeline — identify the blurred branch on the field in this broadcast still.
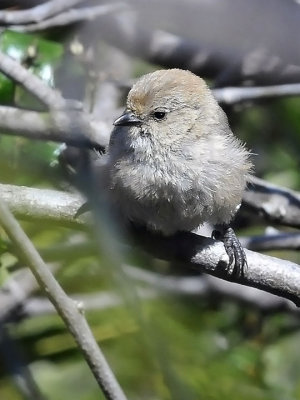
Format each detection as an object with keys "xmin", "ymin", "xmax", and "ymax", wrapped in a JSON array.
[
  {"xmin": 10, "ymin": 263, "xmax": 299, "ymax": 322},
  {"xmin": 23, "ymin": 288, "xmax": 156, "ymax": 318},
  {"xmin": 4, "ymin": 1, "xmax": 300, "ymax": 86},
  {"xmin": 0, "ymin": 105, "xmax": 106, "ymax": 149},
  {"xmin": 240, "ymin": 231, "xmax": 300, "ymax": 252},
  {"xmin": 125, "ymin": 265, "xmax": 299, "ymax": 314},
  {"xmin": 0, "ymin": 198, "xmax": 128, "ymax": 400},
  {"xmin": 12, "ymin": 3, "xmax": 128, "ymax": 32},
  {"xmin": 244, "ymin": 176, "xmax": 300, "ymax": 229},
  {"xmin": 213, "ymin": 83, "xmax": 300, "ymax": 104},
  {"xmin": 7, "ymin": 9, "xmax": 231, "ymax": 81},
  {"xmin": 100, "ymin": 25, "xmax": 223, "ymax": 80},
  {"xmin": 82, "ymin": 14, "xmax": 300, "ymax": 85},
  {"xmin": 0, "ymin": 50, "xmax": 67, "ymax": 109},
  {"xmin": 0, "ymin": 325, "xmax": 46, "ymax": 400},
  {"xmin": 1, "ymin": 183, "xmax": 300, "ymax": 305},
  {"xmin": 0, "ymin": 267, "xmax": 42, "ymax": 321},
  {"xmin": 0, "ymin": 52, "xmax": 109, "ymax": 149},
  {"xmin": 0, "ymin": 0, "xmax": 84, "ymax": 24}
]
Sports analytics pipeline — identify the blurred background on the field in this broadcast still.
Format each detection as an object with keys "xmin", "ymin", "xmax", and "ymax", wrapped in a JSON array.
[{"xmin": 0, "ymin": 1, "xmax": 300, "ymax": 399}]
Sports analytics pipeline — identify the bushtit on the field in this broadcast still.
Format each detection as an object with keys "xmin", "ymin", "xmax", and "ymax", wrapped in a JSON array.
[{"xmin": 106, "ymin": 69, "xmax": 252, "ymax": 274}]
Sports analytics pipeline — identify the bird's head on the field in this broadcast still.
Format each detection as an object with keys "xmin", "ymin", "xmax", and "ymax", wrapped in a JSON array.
[{"xmin": 112, "ymin": 69, "xmax": 219, "ymax": 147}]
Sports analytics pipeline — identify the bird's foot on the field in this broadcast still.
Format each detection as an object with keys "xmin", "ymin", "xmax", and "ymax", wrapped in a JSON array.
[{"xmin": 212, "ymin": 225, "xmax": 247, "ymax": 277}]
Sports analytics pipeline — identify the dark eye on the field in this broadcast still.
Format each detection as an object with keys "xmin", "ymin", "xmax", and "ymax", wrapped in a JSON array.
[{"xmin": 153, "ymin": 111, "xmax": 166, "ymax": 120}]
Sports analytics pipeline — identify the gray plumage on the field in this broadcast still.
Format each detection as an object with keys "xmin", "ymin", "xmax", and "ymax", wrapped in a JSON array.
[{"xmin": 104, "ymin": 69, "xmax": 252, "ymax": 235}]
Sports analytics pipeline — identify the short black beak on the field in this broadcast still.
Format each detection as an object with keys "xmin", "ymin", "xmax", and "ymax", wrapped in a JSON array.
[{"xmin": 113, "ymin": 111, "xmax": 142, "ymax": 127}]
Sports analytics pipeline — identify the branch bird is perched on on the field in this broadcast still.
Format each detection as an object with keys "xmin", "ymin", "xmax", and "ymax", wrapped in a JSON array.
[{"xmin": 106, "ymin": 69, "xmax": 252, "ymax": 275}]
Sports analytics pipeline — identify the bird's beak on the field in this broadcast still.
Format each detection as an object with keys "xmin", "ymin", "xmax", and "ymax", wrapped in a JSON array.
[{"xmin": 113, "ymin": 111, "xmax": 142, "ymax": 127}]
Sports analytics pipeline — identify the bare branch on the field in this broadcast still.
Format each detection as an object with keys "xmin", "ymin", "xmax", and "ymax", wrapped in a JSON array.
[
  {"xmin": 0, "ymin": 53, "xmax": 110, "ymax": 149},
  {"xmin": 213, "ymin": 83, "xmax": 300, "ymax": 105},
  {"xmin": 0, "ymin": 183, "xmax": 86, "ymax": 228},
  {"xmin": 132, "ymin": 227, "xmax": 300, "ymax": 306},
  {"xmin": 1, "ymin": 183, "xmax": 300, "ymax": 305},
  {"xmin": 0, "ymin": 0, "xmax": 84, "ymax": 24},
  {"xmin": 244, "ymin": 176, "xmax": 300, "ymax": 228},
  {"xmin": 0, "ymin": 105, "xmax": 107, "ymax": 149},
  {"xmin": 13, "ymin": 3, "xmax": 128, "ymax": 32},
  {"xmin": 0, "ymin": 198, "xmax": 128, "ymax": 400}
]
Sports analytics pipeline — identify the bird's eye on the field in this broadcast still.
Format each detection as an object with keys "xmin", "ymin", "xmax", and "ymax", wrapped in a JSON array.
[{"xmin": 153, "ymin": 111, "xmax": 166, "ymax": 120}]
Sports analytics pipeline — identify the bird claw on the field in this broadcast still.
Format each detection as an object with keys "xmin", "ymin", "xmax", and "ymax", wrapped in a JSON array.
[{"xmin": 212, "ymin": 226, "xmax": 247, "ymax": 277}]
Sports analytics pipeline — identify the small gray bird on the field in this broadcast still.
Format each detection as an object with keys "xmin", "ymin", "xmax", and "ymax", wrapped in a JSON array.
[{"xmin": 106, "ymin": 69, "xmax": 252, "ymax": 274}]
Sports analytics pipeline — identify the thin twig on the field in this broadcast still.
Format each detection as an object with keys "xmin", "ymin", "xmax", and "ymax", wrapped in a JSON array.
[
  {"xmin": 13, "ymin": 3, "xmax": 128, "ymax": 32},
  {"xmin": 213, "ymin": 83, "xmax": 300, "ymax": 104},
  {"xmin": 0, "ymin": 198, "xmax": 128, "ymax": 400},
  {"xmin": 0, "ymin": 0, "xmax": 84, "ymax": 24}
]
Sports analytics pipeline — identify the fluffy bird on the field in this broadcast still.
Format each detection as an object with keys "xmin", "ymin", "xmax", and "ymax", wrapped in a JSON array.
[{"xmin": 106, "ymin": 69, "xmax": 252, "ymax": 274}]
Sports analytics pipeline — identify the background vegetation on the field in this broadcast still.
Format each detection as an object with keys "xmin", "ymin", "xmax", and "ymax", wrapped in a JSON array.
[{"xmin": 0, "ymin": 1, "xmax": 300, "ymax": 399}]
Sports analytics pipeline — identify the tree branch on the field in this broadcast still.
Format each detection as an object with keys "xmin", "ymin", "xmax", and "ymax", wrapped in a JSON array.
[
  {"xmin": 5, "ymin": 0, "xmax": 300, "ymax": 86},
  {"xmin": 0, "ymin": 198, "xmax": 128, "ymax": 400},
  {"xmin": 0, "ymin": 0, "xmax": 84, "ymax": 24},
  {"xmin": 244, "ymin": 176, "xmax": 300, "ymax": 228},
  {"xmin": 0, "ymin": 183, "xmax": 86, "ymax": 228},
  {"xmin": 1, "ymin": 183, "xmax": 300, "ymax": 306},
  {"xmin": 0, "ymin": 52, "xmax": 109, "ymax": 150},
  {"xmin": 213, "ymin": 83, "xmax": 300, "ymax": 105},
  {"xmin": 132, "ymin": 227, "xmax": 300, "ymax": 306},
  {"xmin": 0, "ymin": 105, "xmax": 107, "ymax": 149},
  {"xmin": 12, "ymin": 3, "xmax": 128, "ymax": 32}
]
